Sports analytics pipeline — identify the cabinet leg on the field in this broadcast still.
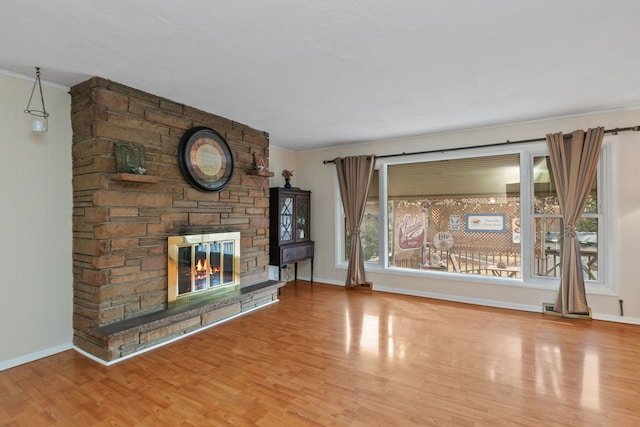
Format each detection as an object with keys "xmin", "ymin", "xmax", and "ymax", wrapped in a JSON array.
[
  {"xmin": 294, "ymin": 262, "xmax": 298, "ymax": 282},
  {"xmin": 311, "ymin": 257, "xmax": 314, "ymax": 284}
]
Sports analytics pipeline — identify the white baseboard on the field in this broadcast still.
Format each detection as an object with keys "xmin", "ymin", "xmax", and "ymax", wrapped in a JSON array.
[
  {"xmin": 230, "ymin": 277, "xmax": 640, "ymax": 326},
  {"xmin": 374, "ymin": 285, "xmax": 541, "ymax": 313},
  {"xmin": 373, "ymin": 285, "xmax": 640, "ymax": 325},
  {"xmin": 0, "ymin": 342, "xmax": 73, "ymax": 372},
  {"xmin": 592, "ymin": 313, "xmax": 640, "ymax": 325},
  {"xmin": 296, "ymin": 276, "xmax": 344, "ymax": 286}
]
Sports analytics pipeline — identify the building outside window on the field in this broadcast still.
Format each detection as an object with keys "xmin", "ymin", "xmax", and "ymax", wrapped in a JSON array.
[{"xmin": 339, "ymin": 143, "xmax": 606, "ymax": 287}]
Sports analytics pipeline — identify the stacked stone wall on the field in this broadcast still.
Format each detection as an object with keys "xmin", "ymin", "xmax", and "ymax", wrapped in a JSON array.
[{"xmin": 70, "ymin": 78, "xmax": 272, "ymax": 357}]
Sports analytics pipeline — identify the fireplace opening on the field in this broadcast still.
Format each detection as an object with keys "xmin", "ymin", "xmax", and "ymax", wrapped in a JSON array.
[{"xmin": 168, "ymin": 232, "xmax": 240, "ymax": 307}]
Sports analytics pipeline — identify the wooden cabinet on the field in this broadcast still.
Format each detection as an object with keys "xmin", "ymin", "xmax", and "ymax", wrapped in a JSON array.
[{"xmin": 269, "ymin": 187, "xmax": 314, "ymax": 282}]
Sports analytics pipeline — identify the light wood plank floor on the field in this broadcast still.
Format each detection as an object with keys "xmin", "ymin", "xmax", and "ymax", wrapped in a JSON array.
[{"xmin": 1, "ymin": 282, "xmax": 639, "ymax": 426}]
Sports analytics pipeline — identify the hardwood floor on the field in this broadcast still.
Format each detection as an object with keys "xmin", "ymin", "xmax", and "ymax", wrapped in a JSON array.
[{"xmin": 1, "ymin": 282, "xmax": 639, "ymax": 426}]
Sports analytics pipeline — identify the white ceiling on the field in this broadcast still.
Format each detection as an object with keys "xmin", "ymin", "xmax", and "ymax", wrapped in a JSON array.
[{"xmin": 2, "ymin": 0, "xmax": 640, "ymax": 151}]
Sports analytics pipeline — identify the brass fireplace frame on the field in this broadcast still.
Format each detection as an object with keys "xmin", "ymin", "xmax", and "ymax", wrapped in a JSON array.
[{"xmin": 167, "ymin": 232, "xmax": 241, "ymax": 307}]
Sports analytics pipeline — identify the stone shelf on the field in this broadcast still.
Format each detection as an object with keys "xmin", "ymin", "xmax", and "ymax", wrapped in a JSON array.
[
  {"xmin": 247, "ymin": 169, "xmax": 274, "ymax": 177},
  {"xmin": 111, "ymin": 173, "xmax": 161, "ymax": 183}
]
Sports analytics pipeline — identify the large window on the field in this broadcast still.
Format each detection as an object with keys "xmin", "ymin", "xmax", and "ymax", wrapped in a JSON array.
[
  {"xmin": 386, "ymin": 154, "xmax": 522, "ymax": 277},
  {"xmin": 339, "ymin": 143, "xmax": 607, "ymax": 287}
]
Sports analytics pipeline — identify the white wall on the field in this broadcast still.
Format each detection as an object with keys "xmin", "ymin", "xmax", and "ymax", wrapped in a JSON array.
[
  {"xmin": 274, "ymin": 109, "xmax": 640, "ymax": 324},
  {"xmin": 268, "ymin": 145, "xmax": 297, "ymax": 189},
  {"xmin": 0, "ymin": 71, "xmax": 73, "ymax": 370}
]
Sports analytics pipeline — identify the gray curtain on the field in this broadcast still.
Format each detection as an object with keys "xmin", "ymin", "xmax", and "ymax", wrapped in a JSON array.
[
  {"xmin": 546, "ymin": 127, "xmax": 604, "ymax": 315},
  {"xmin": 335, "ymin": 155, "xmax": 376, "ymax": 288}
]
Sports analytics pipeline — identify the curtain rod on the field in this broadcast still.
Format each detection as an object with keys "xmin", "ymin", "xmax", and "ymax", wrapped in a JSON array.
[{"xmin": 322, "ymin": 125, "xmax": 640, "ymax": 164}]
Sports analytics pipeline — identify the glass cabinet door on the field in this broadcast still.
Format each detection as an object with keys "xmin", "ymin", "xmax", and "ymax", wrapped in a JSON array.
[
  {"xmin": 280, "ymin": 196, "xmax": 294, "ymax": 243},
  {"xmin": 295, "ymin": 195, "xmax": 309, "ymax": 241}
]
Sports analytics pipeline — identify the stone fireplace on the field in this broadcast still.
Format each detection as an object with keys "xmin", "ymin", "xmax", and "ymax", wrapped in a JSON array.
[
  {"xmin": 168, "ymin": 232, "xmax": 240, "ymax": 307},
  {"xmin": 70, "ymin": 77, "xmax": 282, "ymax": 362}
]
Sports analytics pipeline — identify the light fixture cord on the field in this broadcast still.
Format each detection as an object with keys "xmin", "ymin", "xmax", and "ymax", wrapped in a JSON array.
[{"xmin": 24, "ymin": 67, "xmax": 49, "ymax": 118}]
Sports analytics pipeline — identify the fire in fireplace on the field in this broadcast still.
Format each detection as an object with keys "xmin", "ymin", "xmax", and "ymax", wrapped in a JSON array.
[{"xmin": 167, "ymin": 232, "xmax": 240, "ymax": 306}]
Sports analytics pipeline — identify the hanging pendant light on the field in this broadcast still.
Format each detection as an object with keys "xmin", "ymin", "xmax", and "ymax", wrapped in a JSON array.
[{"xmin": 24, "ymin": 67, "xmax": 49, "ymax": 133}]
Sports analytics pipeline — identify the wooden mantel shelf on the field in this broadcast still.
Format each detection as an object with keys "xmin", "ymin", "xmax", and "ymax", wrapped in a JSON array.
[
  {"xmin": 247, "ymin": 169, "xmax": 274, "ymax": 177},
  {"xmin": 111, "ymin": 173, "xmax": 160, "ymax": 183}
]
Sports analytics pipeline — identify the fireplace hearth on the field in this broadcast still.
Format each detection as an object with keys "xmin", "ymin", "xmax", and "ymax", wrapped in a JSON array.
[{"xmin": 168, "ymin": 232, "xmax": 241, "ymax": 307}]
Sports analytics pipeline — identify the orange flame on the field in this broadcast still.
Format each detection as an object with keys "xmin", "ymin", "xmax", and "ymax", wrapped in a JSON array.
[{"xmin": 196, "ymin": 259, "xmax": 207, "ymax": 271}]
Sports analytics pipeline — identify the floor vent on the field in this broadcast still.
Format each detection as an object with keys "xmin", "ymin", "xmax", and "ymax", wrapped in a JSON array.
[{"xmin": 542, "ymin": 303, "xmax": 592, "ymax": 319}]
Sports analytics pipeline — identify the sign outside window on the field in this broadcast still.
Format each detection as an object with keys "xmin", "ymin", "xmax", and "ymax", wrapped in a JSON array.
[
  {"xmin": 466, "ymin": 214, "xmax": 506, "ymax": 232},
  {"xmin": 449, "ymin": 215, "xmax": 461, "ymax": 231},
  {"xmin": 394, "ymin": 202, "xmax": 426, "ymax": 250},
  {"xmin": 512, "ymin": 218, "xmax": 521, "ymax": 243}
]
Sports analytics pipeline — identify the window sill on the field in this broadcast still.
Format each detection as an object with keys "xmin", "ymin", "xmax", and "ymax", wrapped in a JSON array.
[{"xmin": 337, "ymin": 262, "xmax": 617, "ymax": 296}]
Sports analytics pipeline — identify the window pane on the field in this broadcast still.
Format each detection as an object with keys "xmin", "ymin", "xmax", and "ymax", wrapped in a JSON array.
[
  {"xmin": 344, "ymin": 171, "xmax": 379, "ymax": 264},
  {"xmin": 345, "ymin": 201, "xmax": 380, "ymax": 263},
  {"xmin": 362, "ymin": 207, "xmax": 379, "ymax": 262},
  {"xmin": 533, "ymin": 217, "xmax": 598, "ymax": 279},
  {"xmin": 387, "ymin": 154, "xmax": 521, "ymax": 277},
  {"xmin": 533, "ymin": 156, "xmax": 597, "ymax": 214},
  {"xmin": 533, "ymin": 217, "xmax": 562, "ymax": 277}
]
